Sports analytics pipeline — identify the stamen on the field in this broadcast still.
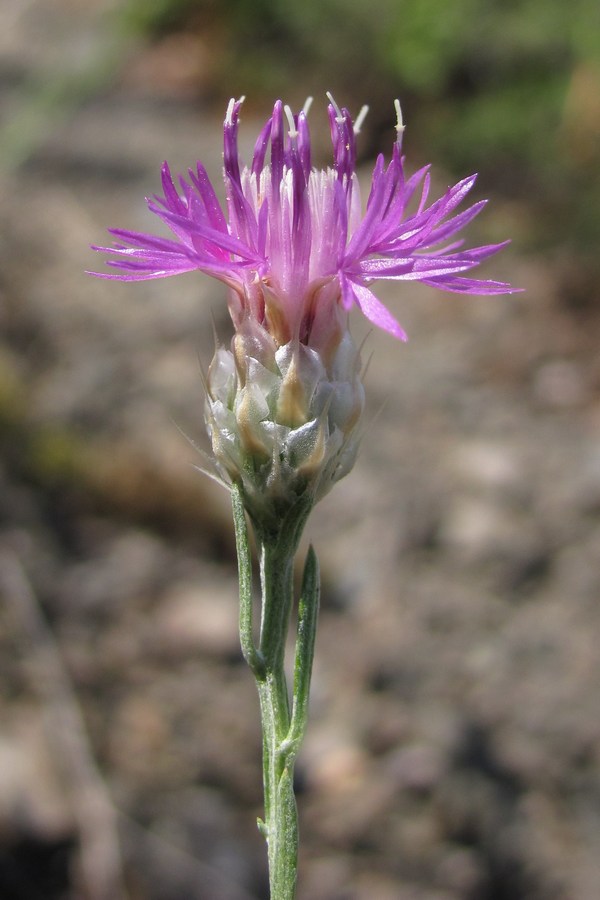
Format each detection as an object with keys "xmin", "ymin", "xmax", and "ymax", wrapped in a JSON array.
[
  {"xmin": 302, "ymin": 96, "xmax": 314, "ymax": 117},
  {"xmin": 225, "ymin": 98, "xmax": 236, "ymax": 125},
  {"xmin": 225, "ymin": 95, "xmax": 246, "ymax": 125},
  {"xmin": 354, "ymin": 104, "xmax": 369, "ymax": 135},
  {"xmin": 326, "ymin": 91, "xmax": 345, "ymax": 124},
  {"xmin": 284, "ymin": 104, "xmax": 298, "ymax": 141},
  {"xmin": 394, "ymin": 98, "xmax": 405, "ymax": 138}
]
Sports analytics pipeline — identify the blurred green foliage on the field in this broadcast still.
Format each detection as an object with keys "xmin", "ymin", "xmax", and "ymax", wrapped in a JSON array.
[
  {"xmin": 118, "ymin": 0, "xmax": 209, "ymax": 36},
  {"xmin": 119, "ymin": 0, "xmax": 600, "ymax": 260},
  {"xmin": 382, "ymin": 0, "xmax": 600, "ymax": 253}
]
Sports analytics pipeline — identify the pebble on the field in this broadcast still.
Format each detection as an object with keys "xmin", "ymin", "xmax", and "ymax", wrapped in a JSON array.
[
  {"xmin": 384, "ymin": 742, "xmax": 446, "ymax": 793},
  {"xmin": 0, "ymin": 710, "xmax": 73, "ymax": 837},
  {"xmin": 154, "ymin": 577, "xmax": 240, "ymax": 658},
  {"xmin": 533, "ymin": 359, "xmax": 589, "ymax": 409}
]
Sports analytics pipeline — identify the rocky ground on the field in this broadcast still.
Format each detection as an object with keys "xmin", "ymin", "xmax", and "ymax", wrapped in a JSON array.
[{"xmin": 1, "ymin": 2, "xmax": 600, "ymax": 899}]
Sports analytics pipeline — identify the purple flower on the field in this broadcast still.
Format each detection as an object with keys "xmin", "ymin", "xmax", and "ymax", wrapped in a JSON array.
[{"xmin": 91, "ymin": 95, "xmax": 519, "ymax": 342}]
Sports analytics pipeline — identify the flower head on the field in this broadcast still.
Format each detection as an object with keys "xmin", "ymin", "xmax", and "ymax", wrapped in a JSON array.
[
  {"xmin": 91, "ymin": 96, "xmax": 519, "ymax": 522},
  {"xmin": 91, "ymin": 94, "xmax": 518, "ymax": 344}
]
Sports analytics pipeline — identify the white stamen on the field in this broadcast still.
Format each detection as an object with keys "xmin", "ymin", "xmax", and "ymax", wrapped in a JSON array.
[
  {"xmin": 394, "ymin": 98, "xmax": 405, "ymax": 137},
  {"xmin": 284, "ymin": 104, "xmax": 298, "ymax": 140},
  {"xmin": 326, "ymin": 91, "xmax": 345, "ymax": 124},
  {"xmin": 302, "ymin": 96, "xmax": 314, "ymax": 117},
  {"xmin": 225, "ymin": 95, "xmax": 245, "ymax": 125},
  {"xmin": 353, "ymin": 104, "xmax": 369, "ymax": 135}
]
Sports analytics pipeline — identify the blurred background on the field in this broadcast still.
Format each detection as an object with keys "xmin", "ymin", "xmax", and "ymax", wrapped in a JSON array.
[{"xmin": 0, "ymin": 1, "xmax": 599, "ymax": 898}]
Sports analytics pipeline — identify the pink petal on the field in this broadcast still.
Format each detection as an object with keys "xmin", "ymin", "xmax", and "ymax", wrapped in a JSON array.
[{"xmin": 348, "ymin": 280, "xmax": 408, "ymax": 340}]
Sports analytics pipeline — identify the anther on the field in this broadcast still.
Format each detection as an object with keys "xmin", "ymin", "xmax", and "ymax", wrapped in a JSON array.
[
  {"xmin": 284, "ymin": 104, "xmax": 298, "ymax": 141},
  {"xmin": 326, "ymin": 91, "xmax": 345, "ymax": 124},
  {"xmin": 302, "ymin": 96, "xmax": 314, "ymax": 117},
  {"xmin": 225, "ymin": 95, "xmax": 246, "ymax": 126},
  {"xmin": 353, "ymin": 104, "xmax": 369, "ymax": 135},
  {"xmin": 394, "ymin": 98, "xmax": 405, "ymax": 138},
  {"xmin": 225, "ymin": 98, "xmax": 236, "ymax": 125}
]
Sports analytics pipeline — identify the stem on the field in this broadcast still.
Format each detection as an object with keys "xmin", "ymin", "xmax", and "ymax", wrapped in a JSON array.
[
  {"xmin": 231, "ymin": 486, "xmax": 320, "ymax": 900},
  {"xmin": 283, "ymin": 546, "xmax": 320, "ymax": 759},
  {"xmin": 232, "ymin": 482, "xmax": 265, "ymax": 678}
]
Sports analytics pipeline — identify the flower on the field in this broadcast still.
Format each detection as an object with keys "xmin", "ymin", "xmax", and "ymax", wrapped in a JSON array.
[
  {"xmin": 91, "ymin": 95, "xmax": 519, "ymax": 523},
  {"xmin": 91, "ymin": 94, "xmax": 518, "ymax": 344}
]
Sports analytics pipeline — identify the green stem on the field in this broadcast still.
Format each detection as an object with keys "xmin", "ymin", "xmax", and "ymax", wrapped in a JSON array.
[
  {"xmin": 231, "ymin": 482, "xmax": 265, "ymax": 678},
  {"xmin": 284, "ymin": 546, "xmax": 320, "ymax": 758},
  {"xmin": 231, "ymin": 485, "xmax": 320, "ymax": 900}
]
